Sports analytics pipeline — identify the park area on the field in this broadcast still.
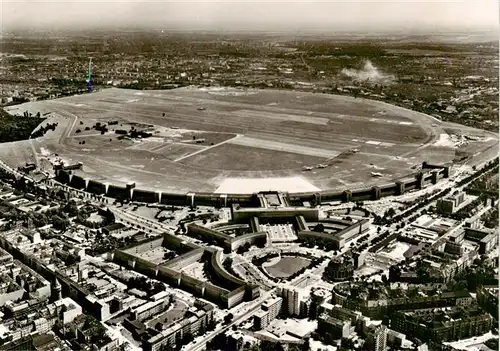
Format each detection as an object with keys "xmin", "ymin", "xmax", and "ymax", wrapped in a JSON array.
[{"xmin": 264, "ymin": 256, "xmax": 312, "ymax": 279}]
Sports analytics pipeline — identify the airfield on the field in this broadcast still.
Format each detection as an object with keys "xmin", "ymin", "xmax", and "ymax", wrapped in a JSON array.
[{"xmin": 3, "ymin": 87, "xmax": 498, "ymax": 194}]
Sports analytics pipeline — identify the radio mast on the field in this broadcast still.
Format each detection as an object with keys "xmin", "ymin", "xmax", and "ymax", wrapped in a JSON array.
[{"xmin": 87, "ymin": 58, "xmax": 93, "ymax": 92}]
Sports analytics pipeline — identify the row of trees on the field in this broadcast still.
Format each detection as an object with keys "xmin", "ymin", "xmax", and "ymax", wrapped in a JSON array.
[
  {"xmin": 369, "ymin": 163, "xmax": 500, "ymax": 227},
  {"xmin": 481, "ymin": 207, "xmax": 499, "ymax": 229},
  {"xmin": 31, "ymin": 121, "xmax": 58, "ymax": 138},
  {"xmin": 452, "ymin": 259, "xmax": 497, "ymax": 291},
  {"xmin": 374, "ymin": 187, "xmax": 452, "ymax": 226},
  {"xmin": 285, "ymin": 256, "xmax": 324, "ymax": 281},
  {"xmin": 299, "ymin": 236, "xmax": 339, "ymax": 252},
  {"xmin": 127, "ymin": 276, "xmax": 166, "ymax": 297},
  {"xmin": 458, "ymin": 159, "xmax": 499, "ymax": 187},
  {"xmin": 207, "ymin": 333, "xmax": 310, "ymax": 351},
  {"xmin": 441, "ymin": 194, "xmax": 489, "ymax": 220},
  {"xmin": 0, "ymin": 109, "xmax": 47, "ymax": 143}
]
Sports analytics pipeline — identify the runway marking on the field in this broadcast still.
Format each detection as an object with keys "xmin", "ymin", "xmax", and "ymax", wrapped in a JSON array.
[
  {"xmin": 227, "ymin": 136, "xmax": 339, "ymax": 158},
  {"xmin": 233, "ymin": 109, "xmax": 329, "ymax": 126},
  {"xmin": 173, "ymin": 134, "xmax": 242, "ymax": 162},
  {"xmin": 69, "ymin": 133, "xmax": 106, "ymax": 138}
]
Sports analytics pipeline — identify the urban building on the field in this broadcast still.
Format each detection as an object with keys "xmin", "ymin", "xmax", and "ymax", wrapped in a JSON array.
[
  {"xmin": 262, "ymin": 296, "xmax": 282, "ymax": 321},
  {"xmin": 464, "ymin": 227, "xmax": 499, "ymax": 254},
  {"xmin": 477, "ymin": 285, "xmax": 499, "ymax": 320},
  {"xmin": 332, "ymin": 282, "xmax": 474, "ymax": 319},
  {"xmin": 391, "ymin": 306, "xmax": 493, "ymax": 343},
  {"xmin": 0, "ymin": 247, "xmax": 13, "ymax": 265},
  {"xmin": 386, "ymin": 329, "xmax": 408, "ymax": 349},
  {"xmin": 436, "ymin": 191, "xmax": 465, "ymax": 214},
  {"xmin": 253, "ymin": 297, "xmax": 282, "ymax": 330},
  {"xmin": 318, "ymin": 313, "xmax": 351, "ymax": 339},
  {"xmin": 143, "ymin": 300, "xmax": 214, "ymax": 351},
  {"xmin": 45, "ymin": 297, "xmax": 83, "ymax": 325},
  {"xmin": 50, "ymin": 277, "xmax": 62, "ymax": 302},
  {"xmin": 131, "ymin": 298, "xmax": 168, "ymax": 322},
  {"xmin": 352, "ymin": 251, "xmax": 366, "ymax": 268},
  {"xmin": 281, "ymin": 287, "xmax": 301, "ymax": 316},
  {"xmin": 325, "ymin": 256, "xmax": 354, "ymax": 281},
  {"xmin": 329, "ymin": 305, "xmax": 361, "ymax": 324},
  {"xmin": 364, "ymin": 324, "xmax": 387, "ymax": 351},
  {"xmin": 0, "ymin": 275, "xmax": 24, "ymax": 307}
]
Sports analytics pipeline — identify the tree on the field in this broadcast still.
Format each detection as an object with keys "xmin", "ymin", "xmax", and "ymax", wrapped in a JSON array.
[
  {"xmin": 182, "ymin": 332, "xmax": 194, "ymax": 345},
  {"xmin": 163, "ymin": 251, "xmax": 176, "ymax": 261},
  {"xmin": 64, "ymin": 201, "xmax": 79, "ymax": 217},
  {"xmin": 324, "ymin": 332, "xmax": 334, "ymax": 345},
  {"xmin": 313, "ymin": 223, "xmax": 325, "ymax": 232},
  {"xmin": 260, "ymin": 341, "xmax": 284, "ymax": 351},
  {"xmin": 198, "ymin": 323, "xmax": 206, "ymax": 336},
  {"xmin": 206, "ymin": 319, "xmax": 216, "ymax": 331},
  {"xmin": 302, "ymin": 338, "xmax": 311, "ymax": 351},
  {"xmin": 52, "ymin": 215, "xmax": 70, "ymax": 231},
  {"xmin": 341, "ymin": 338, "xmax": 354, "ymax": 349},
  {"xmin": 308, "ymin": 302, "xmax": 318, "ymax": 320},
  {"xmin": 223, "ymin": 313, "xmax": 233, "ymax": 324}
]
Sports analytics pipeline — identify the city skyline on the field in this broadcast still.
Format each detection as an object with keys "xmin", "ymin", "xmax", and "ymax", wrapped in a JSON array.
[{"xmin": 2, "ymin": 0, "xmax": 499, "ymax": 32}]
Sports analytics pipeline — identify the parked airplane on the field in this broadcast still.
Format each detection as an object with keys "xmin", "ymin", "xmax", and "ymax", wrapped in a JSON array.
[
  {"xmin": 316, "ymin": 164, "xmax": 327, "ymax": 169},
  {"xmin": 303, "ymin": 166, "xmax": 313, "ymax": 171},
  {"xmin": 371, "ymin": 172, "xmax": 383, "ymax": 177}
]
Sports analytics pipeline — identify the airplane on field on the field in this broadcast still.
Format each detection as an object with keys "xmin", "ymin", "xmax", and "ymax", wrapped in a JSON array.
[
  {"xmin": 371, "ymin": 172, "xmax": 384, "ymax": 177},
  {"xmin": 316, "ymin": 164, "xmax": 327, "ymax": 169},
  {"xmin": 303, "ymin": 166, "xmax": 313, "ymax": 171}
]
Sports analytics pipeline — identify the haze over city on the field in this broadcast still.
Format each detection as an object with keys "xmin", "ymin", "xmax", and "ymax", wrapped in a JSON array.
[{"xmin": 2, "ymin": 0, "xmax": 499, "ymax": 32}]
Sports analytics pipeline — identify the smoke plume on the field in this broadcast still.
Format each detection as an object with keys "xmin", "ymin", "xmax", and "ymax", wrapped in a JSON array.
[{"xmin": 341, "ymin": 60, "xmax": 395, "ymax": 84}]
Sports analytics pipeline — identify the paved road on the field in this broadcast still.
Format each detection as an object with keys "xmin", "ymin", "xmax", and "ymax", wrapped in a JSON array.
[{"xmin": 187, "ymin": 288, "xmax": 277, "ymax": 351}]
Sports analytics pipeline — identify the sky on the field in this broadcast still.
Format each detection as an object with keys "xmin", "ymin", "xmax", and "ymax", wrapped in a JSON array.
[{"xmin": 1, "ymin": 0, "xmax": 499, "ymax": 32}]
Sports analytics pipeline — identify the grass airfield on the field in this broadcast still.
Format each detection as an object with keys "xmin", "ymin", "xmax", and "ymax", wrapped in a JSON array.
[{"xmin": 3, "ymin": 87, "xmax": 497, "ymax": 194}]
